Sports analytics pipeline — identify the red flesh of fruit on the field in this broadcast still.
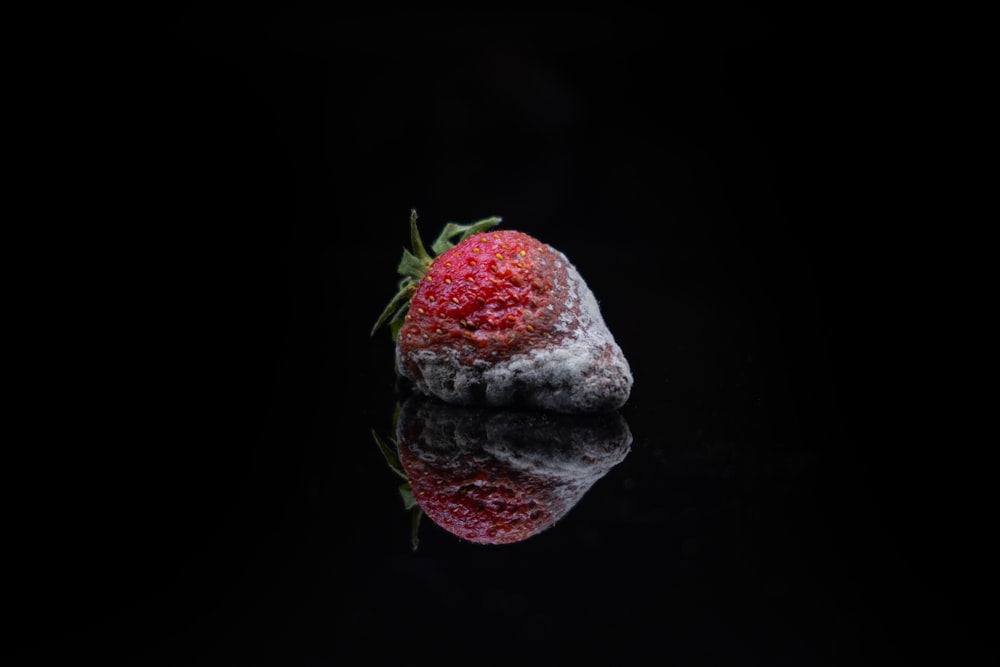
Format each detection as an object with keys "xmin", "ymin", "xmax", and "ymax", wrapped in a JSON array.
[{"xmin": 399, "ymin": 230, "xmax": 561, "ymax": 366}]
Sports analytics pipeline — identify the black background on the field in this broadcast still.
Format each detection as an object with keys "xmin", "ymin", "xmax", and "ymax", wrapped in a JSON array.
[{"xmin": 6, "ymin": 8, "xmax": 985, "ymax": 666}]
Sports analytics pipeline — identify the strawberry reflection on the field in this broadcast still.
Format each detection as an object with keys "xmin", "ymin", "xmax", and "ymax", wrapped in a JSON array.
[{"xmin": 374, "ymin": 394, "xmax": 632, "ymax": 548}]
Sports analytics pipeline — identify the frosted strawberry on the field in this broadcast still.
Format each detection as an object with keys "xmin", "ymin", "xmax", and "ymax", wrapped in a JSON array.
[
  {"xmin": 372, "ymin": 211, "xmax": 632, "ymax": 413},
  {"xmin": 399, "ymin": 395, "xmax": 631, "ymax": 545},
  {"xmin": 373, "ymin": 394, "xmax": 633, "ymax": 547}
]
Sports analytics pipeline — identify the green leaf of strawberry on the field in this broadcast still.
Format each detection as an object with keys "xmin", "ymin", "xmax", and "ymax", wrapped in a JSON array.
[
  {"xmin": 370, "ymin": 425, "xmax": 424, "ymax": 551},
  {"xmin": 429, "ymin": 216, "xmax": 503, "ymax": 255}
]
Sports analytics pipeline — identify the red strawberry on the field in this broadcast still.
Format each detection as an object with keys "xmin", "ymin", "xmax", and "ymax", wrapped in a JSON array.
[
  {"xmin": 386, "ymin": 394, "xmax": 632, "ymax": 546},
  {"xmin": 372, "ymin": 211, "xmax": 632, "ymax": 413}
]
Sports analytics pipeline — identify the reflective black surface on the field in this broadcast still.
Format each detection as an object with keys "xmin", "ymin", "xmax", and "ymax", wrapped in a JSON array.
[{"xmin": 9, "ymin": 11, "xmax": 983, "ymax": 666}]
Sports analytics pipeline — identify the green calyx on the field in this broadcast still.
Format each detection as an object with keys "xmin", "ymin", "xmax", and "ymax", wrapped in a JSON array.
[
  {"xmin": 371, "ymin": 408, "xmax": 423, "ymax": 551},
  {"xmin": 370, "ymin": 209, "xmax": 502, "ymax": 339}
]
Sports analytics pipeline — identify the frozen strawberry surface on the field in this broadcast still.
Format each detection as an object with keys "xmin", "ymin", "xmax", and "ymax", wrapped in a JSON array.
[{"xmin": 375, "ymin": 213, "xmax": 632, "ymax": 413}]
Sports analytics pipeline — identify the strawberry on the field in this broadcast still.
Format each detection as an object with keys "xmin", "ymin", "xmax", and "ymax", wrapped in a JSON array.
[
  {"xmin": 376, "ymin": 394, "xmax": 633, "ymax": 546},
  {"xmin": 372, "ymin": 210, "xmax": 633, "ymax": 413}
]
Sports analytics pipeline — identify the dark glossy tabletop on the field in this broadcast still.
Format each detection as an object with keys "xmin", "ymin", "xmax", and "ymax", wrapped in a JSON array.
[{"xmin": 6, "ymin": 11, "xmax": 984, "ymax": 666}]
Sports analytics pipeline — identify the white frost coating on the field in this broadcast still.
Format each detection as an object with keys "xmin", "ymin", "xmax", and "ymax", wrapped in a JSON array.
[
  {"xmin": 398, "ymin": 250, "xmax": 633, "ymax": 413},
  {"xmin": 482, "ymin": 431, "xmax": 631, "ymax": 483}
]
